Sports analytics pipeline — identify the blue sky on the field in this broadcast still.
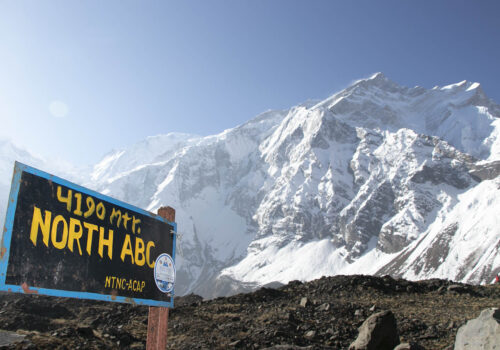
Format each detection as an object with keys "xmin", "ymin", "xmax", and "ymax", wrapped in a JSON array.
[{"xmin": 0, "ymin": 0, "xmax": 499, "ymax": 165}]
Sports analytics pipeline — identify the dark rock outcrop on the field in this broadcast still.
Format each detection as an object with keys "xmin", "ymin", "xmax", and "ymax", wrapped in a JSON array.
[{"xmin": 349, "ymin": 310, "xmax": 399, "ymax": 350}]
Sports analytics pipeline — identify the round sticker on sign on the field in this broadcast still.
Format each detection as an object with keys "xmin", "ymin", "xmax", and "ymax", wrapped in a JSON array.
[{"xmin": 154, "ymin": 253, "xmax": 175, "ymax": 293}]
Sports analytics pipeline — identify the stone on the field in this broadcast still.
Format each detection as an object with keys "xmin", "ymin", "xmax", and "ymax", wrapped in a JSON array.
[
  {"xmin": 0, "ymin": 330, "xmax": 26, "ymax": 347},
  {"xmin": 304, "ymin": 330, "xmax": 316, "ymax": 339},
  {"xmin": 229, "ymin": 339, "xmax": 243, "ymax": 347},
  {"xmin": 454, "ymin": 308, "xmax": 500, "ymax": 350},
  {"xmin": 317, "ymin": 303, "xmax": 330, "ymax": 312},
  {"xmin": 349, "ymin": 310, "xmax": 400, "ymax": 350},
  {"xmin": 299, "ymin": 297, "xmax": 310, "ymax": 307}
]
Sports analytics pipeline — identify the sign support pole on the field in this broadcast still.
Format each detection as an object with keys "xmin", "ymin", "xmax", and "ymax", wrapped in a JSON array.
[{"xmin": 146, "ymin": 206, "xmax": 175, "ymax": 350}]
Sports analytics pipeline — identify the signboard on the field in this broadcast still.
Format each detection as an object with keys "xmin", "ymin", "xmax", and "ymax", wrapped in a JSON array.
[{"xmin": 0, "ymin": 162, "xmax": 176, "ymax": 307}]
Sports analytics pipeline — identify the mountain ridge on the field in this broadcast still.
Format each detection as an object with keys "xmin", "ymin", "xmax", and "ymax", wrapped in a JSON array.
[
  {"xmin": 1, "ymin": 73, "xmax": 499, "ymax": 298},
  {"xmin": 90, "ymin": 73, "xmax": 499, "ymax": 297}
]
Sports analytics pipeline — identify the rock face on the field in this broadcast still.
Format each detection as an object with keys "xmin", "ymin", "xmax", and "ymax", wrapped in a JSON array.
[
  {"xmin": 454, "ymin": 308, "xmax": 500, "ymax": 350},
  {"xmin": 349, "ymin": 310, "xmax": 399, "ymax": 350}
]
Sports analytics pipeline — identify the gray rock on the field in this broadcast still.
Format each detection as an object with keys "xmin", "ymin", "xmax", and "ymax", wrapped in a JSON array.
[
  {"xmin": 349, "ymin": 310, "xmax": 400, "ymax": 350},
  {"xmin": 317, "ymin": 303, "xmax": 330, "ymax": 312},
  {"xmin": 228, "ymin": 339, "xmax": 242, "ymax": 347},
  {"xmin": 468, "ymin": 160, "xmax": 500, "ymax": 181},
  {"xmin": 394, "ymin": 342, "xmax": 425, "ymax": 350},
  {"xmin": 304, "ymin": 330, "xmax": 316, "ymax": 339},
  {"xmin": 0, "ymin": 330, "xmax": 26, "ymax": 347},
  {"xmin": 454, "ymin": 308, "xmax": 500, "ymax": 350},
  {"xmin": 299, "ymin": 297, "xmax": 310, "ymax": 307}
]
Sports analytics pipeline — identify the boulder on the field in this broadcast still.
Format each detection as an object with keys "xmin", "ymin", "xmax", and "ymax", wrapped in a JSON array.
[
  {"xmin": 299, "ymin": 297, "xmax": 311, "ymax": 307},
  {"xmin": 349, "ymin": 310, "xmax": 400, "ymax": 350},
  {"xmin": 0, "ymin": 330, "xmax": 26, "ymax": 347},
  {"xmin": 454, "ymin": 308, "xmax": 500, "ymax": 350}
]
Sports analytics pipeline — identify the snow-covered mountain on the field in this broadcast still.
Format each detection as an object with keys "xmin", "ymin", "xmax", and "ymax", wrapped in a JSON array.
[
  {"xmin": 0, "ymin": 139, "xmax": 87, "ymax": 232},
  {"xmin": 2, "ymin": 73, "xmax": 500, "ymax": 297},
  {"xmin": 84, "ymin": 73, "xmax": 500, "ymax": 297},
  {"xmin": 0, "ymin": 140, "xmax": 42, "ymax": 229},
  {"xmin": 0, "ymin": 138, "xmax": 91, "ymax": 243}
]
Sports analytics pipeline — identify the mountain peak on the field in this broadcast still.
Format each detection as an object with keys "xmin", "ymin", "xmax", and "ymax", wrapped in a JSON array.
[
  {"xmin": 348, "ymin": 72, "xmax": 402, "ymax": 94},
  {"xmin": 440, "ymin": 80, "xmax": 482, "ymax": 92},
  {"xmin": 368, "ymin": 72, "xmax": 387, "ymax": 81},
  {"xmin": 353, "ymin": 72, "xmax": 389, "ymax": 86},
  {"xmin": 437, "ymin": 79, "xmax": 500, "ymax": 117}
]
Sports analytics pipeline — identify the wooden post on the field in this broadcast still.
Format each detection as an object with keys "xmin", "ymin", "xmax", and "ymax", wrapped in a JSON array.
[{"xmin": 146, "ymin": 206, "xmax": 175, "ymax": 350}]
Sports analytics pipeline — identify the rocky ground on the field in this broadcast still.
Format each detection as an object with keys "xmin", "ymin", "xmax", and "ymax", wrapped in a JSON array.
[{"xmin": 0, "ymin": 275, "xmax": 499, "ymax": 349}]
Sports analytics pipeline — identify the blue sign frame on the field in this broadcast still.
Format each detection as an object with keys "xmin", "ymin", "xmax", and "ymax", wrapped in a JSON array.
[{"xmin": 0, "ymin": 162, "xmax": 176, "ymax": 308}]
